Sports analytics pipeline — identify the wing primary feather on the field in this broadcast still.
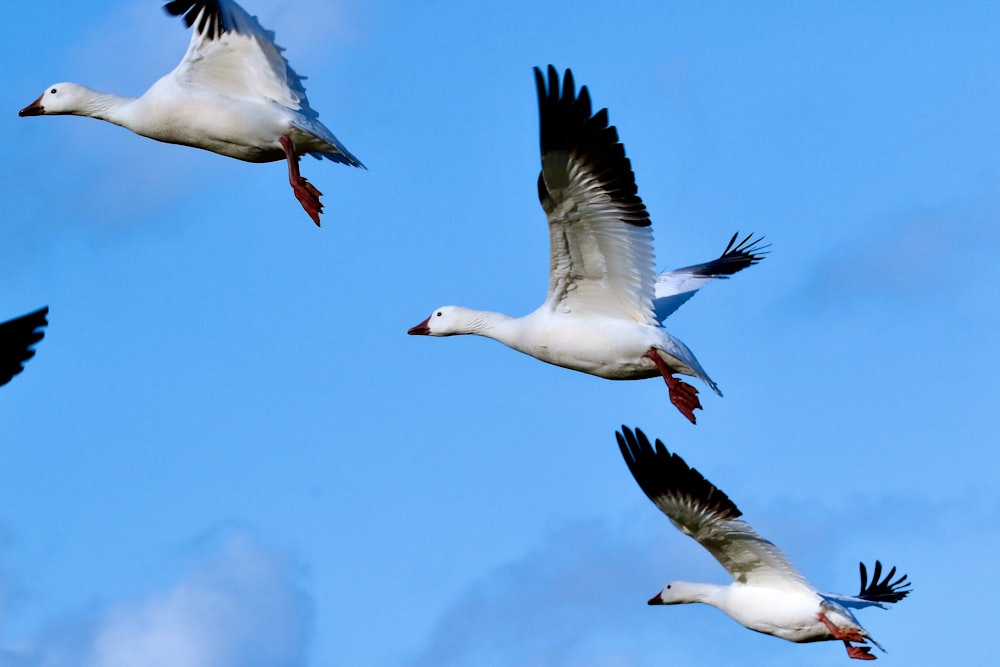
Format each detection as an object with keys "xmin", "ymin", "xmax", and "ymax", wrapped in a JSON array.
[
  {"xmin": 672, "ymin": 232, "xmax": 770, "ymax": 279},
  {"xmin": 534, "ymin": 65, "xmax": 650, "ymax": 227},
  {"xmin": 0, "ymin": 306, "xmax": 49, "ymax": 387},
  {"xmin": 164, "ymin": 0, "xmax": 226, "ymax": 40},
  {"xmin": 857, "ymin": 560, "xmax": 912, "ymax": 604},
  {"xmin": 617, "ymin": 426, "xmax": 742, "ymax": 521}
]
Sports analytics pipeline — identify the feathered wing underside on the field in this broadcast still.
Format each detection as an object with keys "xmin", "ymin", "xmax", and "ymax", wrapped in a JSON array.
[
  {"xmin": 617, "ymin": 426, "xmax": 813, "ymax": 591},
  {"xmin": 164, "ymin": 0, "xmax": 312, "ymax": 115},
  {"xmin": 653, "ymin": 233, "xmax": 769, "ymax": 322},
  {"xmin": 535, "ymin": 66, "xmax": 656, "ymax": 324},
  {"xmin": 0, "ymin": 307, "xmax": 48, "ymax": 387}
]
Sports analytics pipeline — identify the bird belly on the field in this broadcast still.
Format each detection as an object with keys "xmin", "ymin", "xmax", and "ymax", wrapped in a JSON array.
[
  {"xmin": 515, "ymin": 319, "xmax": 660, "ymax": 380},
  {"xmin": 129, "ymin": 93, "xmax": 289, "ymax": 163},
  {"xmin": 719, "ymin": 588, "xmax": 832, "ymax": 643}
]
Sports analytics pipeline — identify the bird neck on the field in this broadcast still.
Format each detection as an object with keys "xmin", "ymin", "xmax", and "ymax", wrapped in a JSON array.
[
  {"xmin": 456, "ymin": 309, "xmax": 515, "ymax": 339},
  {"xmin": 74, "ymin": 87, "xmax": 137, "ymax": 127},
  {"xmin": 672, "ymin": 581, "xmax": 728, "ymax": 607}
]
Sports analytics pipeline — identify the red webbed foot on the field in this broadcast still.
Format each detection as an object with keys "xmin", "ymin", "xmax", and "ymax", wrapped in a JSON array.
[
  {"xmin": 292, "ymin": 176, "xmax": 324, "ymax": 226},
  {"xmin": 645, "ymin": 349, "xmax": 703, "ymax": 424},
  {"xmin": 280, "ymin": 135, "xmax": 325, "ymax": 227},
  {"xmin": 845, "ymin": 643, "xmax": 876, "ymax": 661},
  {"xmin": 666, "ymin": 375, "xmax": 702, "ymax": 424}
]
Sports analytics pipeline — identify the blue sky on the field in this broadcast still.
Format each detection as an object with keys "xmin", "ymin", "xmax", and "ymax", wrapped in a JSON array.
[{"xmin": 3, "ymin": 1, "xmax": 999, "ymax": 665}]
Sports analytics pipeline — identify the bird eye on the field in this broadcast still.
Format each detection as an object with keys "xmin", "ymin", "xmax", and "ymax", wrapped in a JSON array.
[
  {"xmin": 50, "ymin": 88, "xmax": 57, "ymax": 94},
  {"xmin": 436, "ymin": 312, "xmax": 442, "ymax": 317},
  {"xmin": 666, "ymin": 584, "xmax": 671, "ymax": 589}
]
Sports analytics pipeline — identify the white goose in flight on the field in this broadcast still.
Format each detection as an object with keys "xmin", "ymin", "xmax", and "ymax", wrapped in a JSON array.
[
  {"xmin": 617, "ymin": 426, "xmax": 911, "ymax": 660},
  {"xmin": 408, "ymin": 66, "xmax": 765, "ymax": 423},
  {"xmin": 19, "ymin": 0, "xmax": 363, "ymax": 226}
]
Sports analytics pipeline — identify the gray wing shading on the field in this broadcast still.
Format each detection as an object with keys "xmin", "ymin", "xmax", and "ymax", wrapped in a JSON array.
[
  {"xmin": 617, "ymin": 426, "xmax": 813, "ymax": 591},
  {"xmin": 535, "ymin": 66, "xmax": 657, "ymax": 324},
  {"xmin": 0, "ymin": 307, "xmax": 48, "ymax": 387},
  {"xmin": 653, "ymin": 233, "xmax": 769, "ymax": 322}
]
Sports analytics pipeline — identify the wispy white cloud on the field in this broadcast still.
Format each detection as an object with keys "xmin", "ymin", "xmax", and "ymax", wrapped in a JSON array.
[
  {"xmin": 402, "ymin": 517, "xmax": 692, "ymax": 667},
  {"xmin": 0, "ymin": 529, "xmax": 311, "ymax": 667}
]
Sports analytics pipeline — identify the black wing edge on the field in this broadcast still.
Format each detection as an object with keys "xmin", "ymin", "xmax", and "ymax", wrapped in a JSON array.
[
  {"xmin": 615, "ymin": 426, "xmax": 742, "ymax": 520},
  {"xmin": 672, "ymin": 232, "xmax": 771, "ymax": 279},
  {"xmin": 534, "ymin": 65, "xmax": 650, "ymax": 227},
  {"xmin": 164, "ymin": 0, "xmax": 224, "ymax": 39},
  {"xmin": 857, "ymin": 560, "xmax": 912, "ymax": 604},
  {"xmin": 0, "ymin": 306, "xmax": 49, "ymax": 388}
]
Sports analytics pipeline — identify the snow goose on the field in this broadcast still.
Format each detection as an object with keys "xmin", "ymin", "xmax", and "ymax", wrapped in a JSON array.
[
  {"xmin": 408, "ymin": 66, "xmax": 766, "ymax": 423},
  {"xmin": 617, "ymin": 426, "xmax": 911, "ymax": 660},
  {"xmin": 19, "ymin": 0, "xmax": 363, "ymax": 226},
  {"xmin": 0, "ymin": 307, "xmax": 49, "ymax": 388}
]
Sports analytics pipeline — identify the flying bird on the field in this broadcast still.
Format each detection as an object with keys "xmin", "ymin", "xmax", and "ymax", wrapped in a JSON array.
[
  {"xmin": 617, "ymin": 426, "xmax": 911, "ymax": 660},
  {"xmin": 0, "ymin": 307, "xmax": 49, "ymax": 388},
  {"xmin": 408, "ymin": 66, "xmax": 766, "ymax": 423},
  {"xmin": 19, "ymin": 0, "xmax": 363, "ymax": 226}
]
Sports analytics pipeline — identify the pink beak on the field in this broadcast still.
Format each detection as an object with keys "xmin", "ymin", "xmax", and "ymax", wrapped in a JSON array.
[
  {"xmin": 19, "ymin": 94, "xmax": 45, "ymax": 117},
  {"xmin": 407, "ymin": 317, "xmax": 431, "ymax": 336},
  {"xmin": 648, "ymin": 594, "xmax": 665, "ymax": 605}
]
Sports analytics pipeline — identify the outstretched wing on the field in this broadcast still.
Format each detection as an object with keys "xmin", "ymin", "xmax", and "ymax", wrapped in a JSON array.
[
  {"xmin": 0, "ymin": 307, "xmax": 49, "ymax": 387},
  {"xmin": 535, "ymin": 66, "xmax": 657, "ymax": 324},
  {"xmin": 165, "ymin": 1, "xmax": 308, "ymax": 110},
  {"xmin": 617, "ymin": 426, "xmax": 813, "ymax": 591},
  {"xmin": 653, "ymin": 233, "xmax": 769, "ymax": 322}
]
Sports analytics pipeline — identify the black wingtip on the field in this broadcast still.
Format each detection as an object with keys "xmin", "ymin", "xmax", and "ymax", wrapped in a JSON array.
[
  {"xmin": 722, "ymin": 232, "xmax": 770, "ymax": 262},
  {"xmin": 0, "ymin": 306, "xmax": 50, "ymax": 388},
  {"xmin": 534, "ymin": 66, "xmax": 650, "ymax": 227},
  {"xmin": 616, "ymin": 426, "xmax": 742, "ymax": 520},
  {"xmin": 163, "ymin": 0, "xmax": 224, "ymax": 40},
  {"xmin": 713, "ymin": 232, "xmax": 770, "ymax": 274},
  {"xmin": 858, "ymin": 560, "xmax": 912, "ymax": 604},
  {"xmin": 670, "ymin": 232, "xmax": 770, "ymax": 280}
]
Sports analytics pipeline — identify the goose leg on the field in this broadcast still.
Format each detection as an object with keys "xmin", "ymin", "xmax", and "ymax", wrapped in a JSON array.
[
  {"xmin": 645, "ymin": 349, "xmax": 701, "ymax": 424},
  {"xmin": 817, "ymin": 612, "xmax": 866, "ymax": 643},
  {"xmin": 817, "ymin": 613, "xmax": 875, "ymax": 660},
  {"xmin": 280, "ymin": 135, "xmax": 324, "ymax": 226}
]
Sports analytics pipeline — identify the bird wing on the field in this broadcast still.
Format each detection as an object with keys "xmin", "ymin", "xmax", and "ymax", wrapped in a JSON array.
[
  {"xmin": 653, "ymin": 233, "xmax": 769, "ymax": 322},
  {"xmin": 535, "ymin": 66, "xmax": 657, "ymax": 324},
  {"xmin": 164, "ymin": 0, "xmax": 312, "ymax": 114},
  {"xmin": 822, "ymin": 560, "xmax": 913, "ymax": 610},
  {"xmin": 617, "ymin": 426, "xmax": 813, "ymax": 592},
  {"xmin": 0, "ymin": 307, "xmax": 49, "ymax": 387}
]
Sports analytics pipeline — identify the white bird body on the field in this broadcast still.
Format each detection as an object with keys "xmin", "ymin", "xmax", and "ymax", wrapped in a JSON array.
[
  {"xmin": 423, "ymin": 305, "xmax": 708, "ymax": 382},
  {"xmin": 665, "ymin": 580, "xmax": 868, "ymax": 644},
  {"xmin": 20, "ymin": 0, "xmax": 362, "ymax": 225},
  {"xmin": 409, "ymin": 67, "xmax": 765, "ymax": 423},
  {"xmin": 617, "ymin": 426, "xmax": 911, "ymax": 660}
]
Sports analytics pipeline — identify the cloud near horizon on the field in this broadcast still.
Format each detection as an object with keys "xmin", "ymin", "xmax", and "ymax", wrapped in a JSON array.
[
  {"xmin": 0, "ymin": 529, "xmax": 312, "ymax": 667},
  {"xmin": 401, "ymin": 490, "xmax": 980, "ymax": 667}
]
